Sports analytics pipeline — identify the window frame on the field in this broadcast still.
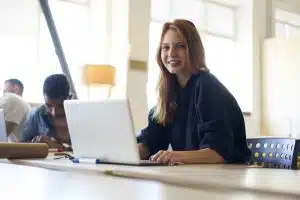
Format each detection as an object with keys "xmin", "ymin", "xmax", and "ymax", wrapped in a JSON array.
[{"xmin": 148, "ymin": 0, "xmax": 253, "ymax": 112}]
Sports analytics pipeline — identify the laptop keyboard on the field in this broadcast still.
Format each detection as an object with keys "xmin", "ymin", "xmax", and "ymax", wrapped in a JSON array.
[
  {"xmin": 140, "ymin": 159, "xmax": 155, "ymax": 163},
  {"xmin": 140, "ymin": 160, "xmax": 168, "ymax": 166}
]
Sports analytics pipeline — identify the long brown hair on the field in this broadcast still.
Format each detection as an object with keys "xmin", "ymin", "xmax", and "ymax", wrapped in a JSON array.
[{"xmin": 153, "ymin": 19, "xmax": 208, "ymax": 125}]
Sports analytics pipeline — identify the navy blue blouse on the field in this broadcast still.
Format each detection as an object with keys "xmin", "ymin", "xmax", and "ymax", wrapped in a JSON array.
[{"xmin": 137, "ymin": 71, "xmax": 251, "ymax": 163}]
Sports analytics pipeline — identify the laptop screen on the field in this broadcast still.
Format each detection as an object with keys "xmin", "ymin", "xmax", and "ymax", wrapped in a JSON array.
[{"xmin": 0, "ymin": 109, "xmax": 7, "ymax": 142}]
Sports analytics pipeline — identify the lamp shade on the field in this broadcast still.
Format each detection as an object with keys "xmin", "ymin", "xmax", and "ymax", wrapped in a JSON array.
[{"xmin": 84, "ymin": 64, "xmax": 116, "ymax": 86}]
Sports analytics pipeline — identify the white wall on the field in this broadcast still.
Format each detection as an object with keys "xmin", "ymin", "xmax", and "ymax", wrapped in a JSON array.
[
  {"xmin": 236, "ymin": 0, "xmax": 255, "ymax": 137},
  {"xmin": 260, "ymin": 0, "xmax": 300, "ymax": 138},
  {"xmin": 262, "ymin": 37, "xmax": 300, "ymax": 138},
  {"xmin": 242, "ymin": 0, "xmax": 300, "ymax": 137},
  {"xmin": 126, "ymin": 0, "xmax": 151, "ymax": 133},
  {"xmin": 275, "ymin": 0, "xmax": 300, "ymax": 14}
]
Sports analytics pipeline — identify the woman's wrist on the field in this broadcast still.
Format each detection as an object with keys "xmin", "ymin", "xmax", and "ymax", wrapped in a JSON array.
[{"xmin": 182, "ymin": 149, "xmax": 224, "ymax": 164}]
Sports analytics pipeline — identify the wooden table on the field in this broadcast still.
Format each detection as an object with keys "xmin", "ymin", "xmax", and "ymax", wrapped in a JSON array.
[
  {"xmin": 1, "ymin": 157, "xmax": 300, "ymax": 199},
  {"xmin": 0, "ymin": 162, "xmax": 298, "ymax": 200}
]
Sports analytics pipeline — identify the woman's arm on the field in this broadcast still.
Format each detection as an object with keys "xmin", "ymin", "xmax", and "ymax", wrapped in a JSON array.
[
  {"xmin": 137, "ymin": 108, "xmax": 169, "ymax": 160},
  {"xmin": 150, "ymin": 148, "xmax": 224, "ymax": 164},
  {"xmin": 137, "ymin": 143, "xmax": 150, "ymax": 160}
]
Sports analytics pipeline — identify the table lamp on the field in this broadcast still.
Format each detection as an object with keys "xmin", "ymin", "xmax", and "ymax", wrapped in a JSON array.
[{"xmin": 84, "ymin": 64, "xmax": 116, "ymax": 98}]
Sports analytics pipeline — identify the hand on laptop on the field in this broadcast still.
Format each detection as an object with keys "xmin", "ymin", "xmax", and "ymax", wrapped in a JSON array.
[
  {"xmin": 150, "ymin": 150, "xmax": 185, "ymax": 165},
  {"xmin": 31, "ymin": 135, "xmax": 64, "ymax": 149}
]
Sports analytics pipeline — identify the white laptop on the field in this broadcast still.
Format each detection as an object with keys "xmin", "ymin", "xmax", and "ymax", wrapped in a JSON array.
[
  {"xmin": 0, "ymin": 109, "xmax": 7, "ymax": 142},
  {"xmin": 64, "ymin": 98, "xmax": 164, "ymax": 166}
]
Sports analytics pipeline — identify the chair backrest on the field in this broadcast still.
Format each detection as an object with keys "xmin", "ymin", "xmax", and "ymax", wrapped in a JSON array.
[
  {"xmin": 246, "ymin": 137, "xmax": 299, "ymax": 169},
  {"xmin": 296, "ymin": 140, "xmax": 300, "ymax": 169}
]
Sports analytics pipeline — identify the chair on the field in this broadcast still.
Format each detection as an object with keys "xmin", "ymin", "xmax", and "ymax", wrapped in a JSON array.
[{"xmin": 246, "ymin": 137, "xmax": 300, "ymax": 169}]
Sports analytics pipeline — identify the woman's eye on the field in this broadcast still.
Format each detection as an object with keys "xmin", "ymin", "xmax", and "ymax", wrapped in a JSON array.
[
  {"xmin": 161, "ymin": 46, "xmax": 169, "ymax": 50},
  {"xmin": 176, "ymin": 44, "xmax": 185, "ymax": 48}
]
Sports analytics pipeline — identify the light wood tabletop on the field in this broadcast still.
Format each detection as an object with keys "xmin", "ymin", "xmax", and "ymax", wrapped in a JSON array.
[
  {"xmin": 1, "ymin": 157, "xmax": 300, "ymax": 198},
  {"xmin": 0, "ymin": 162, "xmax": 298, "ymax": 200}
]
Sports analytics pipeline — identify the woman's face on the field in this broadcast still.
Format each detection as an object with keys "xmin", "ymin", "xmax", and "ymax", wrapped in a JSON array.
[{"xmin": 160, "ymin": 29, "xmax": 188, "ymax": 75}]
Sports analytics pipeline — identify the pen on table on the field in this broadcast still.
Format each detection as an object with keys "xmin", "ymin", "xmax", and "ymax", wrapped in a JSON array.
[{"xmin": 72, "ymin": 158, "xmax": 101, "ymax": 164}]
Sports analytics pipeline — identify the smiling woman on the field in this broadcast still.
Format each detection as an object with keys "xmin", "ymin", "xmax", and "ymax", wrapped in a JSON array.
[{"xmin": 137, "ymin": 19, "xmax": 251, "ymax": 165}]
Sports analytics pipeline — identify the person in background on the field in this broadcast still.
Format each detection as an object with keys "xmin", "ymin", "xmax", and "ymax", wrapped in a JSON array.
[
  {"xmin": 0, "ymin": 78, "xmax": 31, "ymax": 142},
  {"xmin": 3, "ymin": 79, "xmax": 24, "ymax": 97},
  {"xmin": 137, "ymin": 19, "xmax": 251, "ymax": 165},
  {"xmin": 20, "ymin": 74, "xmax": 72, "ymax": 150}
]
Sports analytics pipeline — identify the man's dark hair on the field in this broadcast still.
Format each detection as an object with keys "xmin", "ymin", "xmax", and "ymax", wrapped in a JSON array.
[
  {"xmin": 43, "ymin": 74, "xmax": 70, "ymax": 99},
  {"xmin": 5, "ymin": 78, "xmax": 24, "ymax": 94}
]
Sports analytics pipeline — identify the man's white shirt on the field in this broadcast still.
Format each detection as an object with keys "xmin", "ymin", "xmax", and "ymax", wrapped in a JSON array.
[{"xmin": 0, "ymin": 93, "xmax": 31, "ymax": 141}]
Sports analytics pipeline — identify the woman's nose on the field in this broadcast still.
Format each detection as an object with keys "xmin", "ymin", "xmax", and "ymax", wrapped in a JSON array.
[{"xmin": 168, "ymin": 46, "xmax": 177, "ymax": 57}]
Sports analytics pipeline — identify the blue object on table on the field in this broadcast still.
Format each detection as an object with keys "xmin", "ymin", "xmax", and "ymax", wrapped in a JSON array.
[{"xmin": 72, "ymin": 157, "xmax": 101, "ymax": 164}]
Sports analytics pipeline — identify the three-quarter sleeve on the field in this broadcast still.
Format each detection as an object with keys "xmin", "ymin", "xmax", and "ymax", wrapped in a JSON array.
[
  {"xmin": 194, "ymin": 74, "xmax": 236, "ymax": 162},
  {"xmin": 137, "ymin": 108, "xmax": 169, "ymax": 156}
]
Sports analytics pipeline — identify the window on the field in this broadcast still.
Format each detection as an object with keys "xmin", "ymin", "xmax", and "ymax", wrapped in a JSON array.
[
  {"xmin": 0, "ymin": 0, "xmax": 89, "ymax": 102},
  {"xmin": 0, "ymin": 0, "xmax": 39, "ymax": 99},
  {"xmin": 151, "ymin": 0, "xmax": 171, "ymax": 22},
  {"xmin": 203, "ymin": 35, "xmax": 236, "ymax": 87},
  {"xmin": 206, "ymin": 2, "xmax": 235, "ymax": 38},
  {"xmin": 275, "ymin": 21, "xmax": 300, "ymax": 38},
  {"xmin": 171, "ymin": 0, "xmax": 205, "ymax": 29},
  {"xmin": 275, "ymin": 21, "xmax": 288, "ymax": 37},
  {"xmin": 148, "ymin": 0, "xmax": 250, "ymax": 111},
  {"xmin": 274, "ymin": 8, "xmax": 300, "ymax": 38},
  {"xmin": 38, "ymin": 0, "xmax": 89, "ymax": 102}
]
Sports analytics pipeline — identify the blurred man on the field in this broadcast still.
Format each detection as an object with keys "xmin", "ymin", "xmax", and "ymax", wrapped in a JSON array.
[
  {"xmin": 21, "ymin": 74, "xmax": 72, "ymax": 150},
  {"xmin": 0, "ymin": 78, "xmax": 30, "ymax": 142},
  {"xmin": 3, "ymin": 78, "xmax": 24, "ymax": 96}
]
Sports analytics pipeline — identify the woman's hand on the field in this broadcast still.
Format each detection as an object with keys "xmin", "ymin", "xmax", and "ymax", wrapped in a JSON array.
[
  {"xmin": 150, "ymin": 150, "xmax": 185, "ymax": 165},
  {"xmin": 150, "ymin": 148, "xmax": 224, "ymax": 165}
]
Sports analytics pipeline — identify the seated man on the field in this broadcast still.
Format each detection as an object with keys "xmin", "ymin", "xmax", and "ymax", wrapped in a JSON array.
[
  {"xmin": 20, "ymin": 74, "xmax": 72, "ymax": 150},
  {"xmin": 3, "ymin": 78, "xmax": 24, "ymax": 97},
  {"xmin": 0, "ymin": 79, "xmax": 31, "ymax": 142}
]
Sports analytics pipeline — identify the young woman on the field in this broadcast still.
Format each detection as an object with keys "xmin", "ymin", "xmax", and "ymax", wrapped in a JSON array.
[{"xmin": 137, "ymin": 19, "xmax": 251, "ymax": 165}]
